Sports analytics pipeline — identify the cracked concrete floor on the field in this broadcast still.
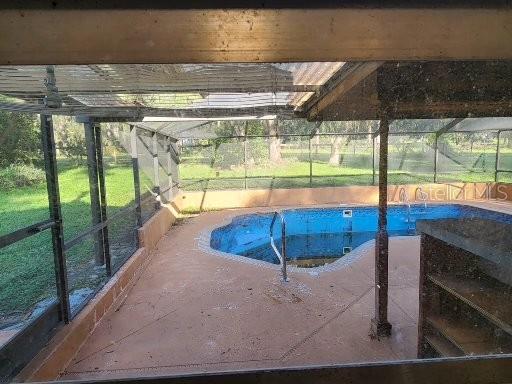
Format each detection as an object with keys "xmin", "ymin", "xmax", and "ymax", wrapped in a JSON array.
[{"xmin": 61, "ymin": 209, "xmax": 420, "ymax": 380}]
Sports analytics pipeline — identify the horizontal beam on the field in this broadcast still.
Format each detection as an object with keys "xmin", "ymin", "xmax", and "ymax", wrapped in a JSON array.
[
  {"xmin": 0, "ymin": 219, "xmax": 54, "ymax": 249},
  {"xmin": 1, "ymin": 9, "xmax": 512, "ymax": 64},
  {"xmin": 0, "ymin": 103, "xmax": 297, "ymax": 119},
  {"xmin": 0, "ymin": 85, "xmax": 322, "ymax": 96},
  {"xmin": 3, "ymin": 1, "xmax": 512, "ymax": 9}
]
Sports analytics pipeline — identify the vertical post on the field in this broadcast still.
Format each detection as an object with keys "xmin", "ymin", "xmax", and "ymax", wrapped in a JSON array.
[
  {"xmin": 152, "ymin": 132, "xmax": 161, "ymax": 210},
  {"xmin": 372, "ymin": 135, "xmax": 376, "ymax": 186},
  {"xmin": 84, "ymin": 121, "xmax": 104, "ymax": 266},
  {"xmin": 130, "ymin": 125, "xmax": 142, "ymax": 229},
  {"xmin": 244, "ymin": 122, "xmax": 248, "ymax": 190},
  {"xmin": 371, "ymin": 117, "xmax": 392, "ymax": 338},
  {"xmin": 433, "ymin": 133, "xmax": 439, "ymax": 183},
  {"xmin": 165, "ymin": 136, "xmax": 173, "ymax": 202},
  {"xmin": 94, "ymin": 124, "xmax": 111, "ymax": 276},
  {"xmin": 309, "ymin": 136, "xmax": 313, "ymax": 187},
  {"xmin": 495, "ymin": 130, "xmax": 501, "ymax": 183},
  {"xmin": 40, "ymin": 114, "xmax": 71, "ymax": 323}
]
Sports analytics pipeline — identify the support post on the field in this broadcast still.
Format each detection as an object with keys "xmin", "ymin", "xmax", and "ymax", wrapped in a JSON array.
[
  {"xmin": 309, "ymin": 137, "xmax": 313, "ymax": 187},
  {"xmin": 371, "ymin": 117, "xmax": 392, "ymax": 338},
  {"xmin": 165, "ymin": 136, "xmax": 174, "ymax": 202},
  {"xmin": 372, "ymin": 135, "xmax": 376, "ymax": 186},
  {"xmin": 152, "ymin": 132, "xmax": 161, "ymax": 210},
  {"xmin": 244, "ymin": 122, "xmax": 248, "ymax": 190},
  {"xmin": 434, "ymin": 133, "xmax": 439, "ymax": 183},
  {"xmin": 130, "ymin": 125, "xmax": 142, "ymax": 229},
  {"xmin": 40, "ymin": 114, "xmax": 71, "ymax": 323},
  {"xmin": 84, "ymin": 121, "xmax": 104, "ymax": 266},
  {"xmin": 94, "ymin": 124, "xmax": 111, "ymax": 276},
  {"xmin": 495, "ymin": 130, "xmax": 501, "ymax": 182}
]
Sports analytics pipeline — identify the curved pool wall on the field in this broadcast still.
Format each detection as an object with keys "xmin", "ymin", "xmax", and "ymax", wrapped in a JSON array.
[{"xmin": 209, "ymin": 204, "xmax": 512, "ymax": 266}]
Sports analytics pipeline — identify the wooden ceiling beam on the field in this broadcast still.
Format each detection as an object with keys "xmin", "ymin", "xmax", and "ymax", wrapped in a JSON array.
[
  {"xmin": 1, "ymin": 8, "xmax": 512, "ymax": 64},
  {"xmin": 305, "ymin": 62, "xmax": 382, "ymax": 120}
]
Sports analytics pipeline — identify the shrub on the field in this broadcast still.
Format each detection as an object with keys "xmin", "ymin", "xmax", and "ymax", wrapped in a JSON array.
[{"xmin": 0, "ymin": 164, "xmax": 46, "ymax": 190}]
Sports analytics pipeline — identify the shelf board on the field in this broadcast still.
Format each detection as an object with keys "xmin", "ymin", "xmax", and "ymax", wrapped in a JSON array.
[
  {"xmin": 426, "ymin": 315, "xmax": 510, "ymax": 356},
  {"xmin": 425, "ymin": 334, "xmax": 464, "ymax": 357},
  {"xmin": 428, "ymin": 273, "xmax": 512, "ymax": 336}
]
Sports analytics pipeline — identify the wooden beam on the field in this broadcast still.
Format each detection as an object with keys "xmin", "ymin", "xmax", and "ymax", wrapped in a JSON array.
[
  {"xmin": 305, "ymin": 62, "xmax": 382, "ymax": 120},
  {"xmin": 1, "ymin": 9, "xmax": 512, "ymax": 64},
  {"xmin": 318, "ymin": 61, "xmax": 512, "ymax": 121}
]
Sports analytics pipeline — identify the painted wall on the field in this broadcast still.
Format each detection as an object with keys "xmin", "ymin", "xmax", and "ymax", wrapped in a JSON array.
[{"xmin": 173, "ymin": 183, "xmax": 494, "ymax": 212}]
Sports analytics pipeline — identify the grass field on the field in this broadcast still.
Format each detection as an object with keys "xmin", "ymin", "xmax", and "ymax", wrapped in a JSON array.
[{"xmin": 179, "ymin": 147, "xmax": 512, "ymax": 191}]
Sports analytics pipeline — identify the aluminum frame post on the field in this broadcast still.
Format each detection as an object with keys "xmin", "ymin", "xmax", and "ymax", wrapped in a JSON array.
[
  {"xmin": 495, "ymin": 130, "xmax": 501, "ymax": 182},
  {"xmin": 309, "ymin": 137, "xmax": 313, "ymax": 187},
  {"xmin": 372, "ymin": 135, "xmax": 376, "ymax": 186},
  {"xmin": 84, "ymin": 121, "xmax": 105, "ymax": 266},
  {"xmin": 130, "ymin": 125, "xmax": 142, "ymax": 229},
  {"xmin": 40, "ymin": 114, "xmax": 71, "ymax": 323},
  {"xmin": 165, "ymin": 136, "xmax": 174, "ymax": 202},
  {"xmin": 152, "ymin": 132, "xmax": 161, "ymax": 210},
  {"xmin": 434, "ymin": 133, "xmax": 439, "ymax": 183},
  {"xmin": 93, "ymin": 123, "xmax": 111, "ymax": 276},
  {"xmin": 371, "ymin": 117, "xmax": 392, "ymax": 338},
  {"xmin": 244, "ymin": 122, "xmax": 248, "ymax": 190}
]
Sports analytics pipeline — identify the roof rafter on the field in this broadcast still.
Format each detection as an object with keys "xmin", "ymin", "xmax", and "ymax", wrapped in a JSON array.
[{"xmin": 304, "ymin": 62, "xmax": 383, "ymax": 120}]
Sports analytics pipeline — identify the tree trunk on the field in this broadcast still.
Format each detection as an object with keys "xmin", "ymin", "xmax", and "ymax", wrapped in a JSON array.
[
  {"xmin": 329, "ymin": 136, "xmax": 343, "ymax": 165},
  {"xmin": 398, "ymin": 149, "xmax": 407, "ymax": 170},
  {"xmin": 266, "ymin": 119, "xmax": 281, "ymax": 163},
  {"xmin": 314, "ymin": 134, "xmax": 320, "ymax": 155}
]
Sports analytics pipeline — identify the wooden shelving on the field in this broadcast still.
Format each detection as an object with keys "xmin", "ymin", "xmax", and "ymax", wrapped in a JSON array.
[
  {"xmin": 424, "ymin": 334, "xmax": 463, "ymax": 357},
  {"xmin": 417, "ymin": 219, "xmax": 512, "ymax": 359},
  {"xmin": 426, "ymin": 315, "xmax": 506, "ymax": 355},
  {"xmin": 429, "ymin": 273, "xmax": 512, "ymax": 336}
]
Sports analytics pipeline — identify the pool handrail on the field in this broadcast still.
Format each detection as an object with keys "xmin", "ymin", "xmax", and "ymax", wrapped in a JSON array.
[{"xmin": 270, "ymin": 211, "xmax": 289, "ymax": 282}]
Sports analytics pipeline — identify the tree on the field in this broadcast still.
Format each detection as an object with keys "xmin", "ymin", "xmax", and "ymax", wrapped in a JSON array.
[
  {"xmin": 264, "ymin": 119, "xmax": 281, "ymax": 163},
  {"xmin": 0, "ymin": 110, "xmax": 40, "ymax": 168},
  {"xmin": 53, "ymin": 116, "xmax": 87, "ymax": 164},
  {"xmin": 319, "ymin": 121, "xmax": 377, "ymax": 166}
]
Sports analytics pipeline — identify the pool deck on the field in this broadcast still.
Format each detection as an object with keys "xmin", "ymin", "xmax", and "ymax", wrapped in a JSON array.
[{"xmin": 60, "ymin": 200, "xmax": 512, "ymax": 380}]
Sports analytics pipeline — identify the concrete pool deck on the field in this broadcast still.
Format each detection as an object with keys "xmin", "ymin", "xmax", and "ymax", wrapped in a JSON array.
[
  {"xmin": 60, "ymin": 207, "xmax": 421, "ymax": 380},
  {"xmin": 60, "ymin": 200, "xmax": 512, "ymax": 380}
]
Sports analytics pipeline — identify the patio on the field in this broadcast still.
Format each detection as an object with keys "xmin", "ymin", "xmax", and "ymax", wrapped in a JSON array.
[
  {"xmin": 61, "ymin": 208, "xmax": 420, "ymax": 379},
  {"xmin": 58, "ymin": 199, "xmax": 512, "ymax": 380}
]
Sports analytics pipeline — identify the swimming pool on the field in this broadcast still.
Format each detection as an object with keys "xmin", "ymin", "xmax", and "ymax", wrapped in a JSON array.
[{"xmin": 209, "ymin": 204, "xmax": 512, "ymax": 268}]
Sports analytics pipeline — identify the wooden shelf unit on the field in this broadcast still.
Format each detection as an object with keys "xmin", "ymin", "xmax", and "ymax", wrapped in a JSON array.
[{"xmin": 417, "ymin": 220, "xmax": 512, "ymax": 359}]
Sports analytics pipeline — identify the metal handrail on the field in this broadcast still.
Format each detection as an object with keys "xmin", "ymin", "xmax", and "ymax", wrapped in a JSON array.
[
  {"xmin": 415, "ymin": 186, "xmax": 428, "ymax": 208},
  {"xmin": 270, "ymin": 211, "xmax": 289, "ymax": 282}
]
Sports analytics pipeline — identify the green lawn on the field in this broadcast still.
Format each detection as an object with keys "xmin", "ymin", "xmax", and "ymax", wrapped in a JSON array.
[
  {"xmin": 179, "ymin": 149, "xmax": 510, "ymax": 191},
  {"xmin": 0, "ymin": 157, "xmax": 150, "ymax": 321}
]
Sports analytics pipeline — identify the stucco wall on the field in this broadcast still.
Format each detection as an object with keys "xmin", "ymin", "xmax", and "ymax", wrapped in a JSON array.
[{"xmin": 174, "ymin": 183, "xmax": 494, "ymax": 212}]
